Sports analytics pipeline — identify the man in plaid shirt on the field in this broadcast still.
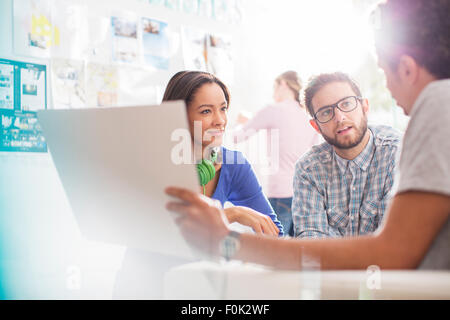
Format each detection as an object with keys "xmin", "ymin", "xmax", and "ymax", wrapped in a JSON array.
[{"xmin": 292, "ymin": 72, "xmax": 401, "ymax": 238}]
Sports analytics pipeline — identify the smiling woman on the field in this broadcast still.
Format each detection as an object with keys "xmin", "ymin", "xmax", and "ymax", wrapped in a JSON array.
[
  {"xmin": 186, "ymin": 82, "xmax": 228, "ymax": 154},
  {"xmin": 161, "ymin": 70, "xmax": 282, "ymax": 238},
  {"xmin": 113, "ymin": 71, "xmax": 284, "ymax": 299}
]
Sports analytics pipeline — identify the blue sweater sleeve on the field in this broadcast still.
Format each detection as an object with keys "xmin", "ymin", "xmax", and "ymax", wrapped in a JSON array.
[{"xmin": 225, "ymin": 151, "xmax": 284, "ymax": 236}]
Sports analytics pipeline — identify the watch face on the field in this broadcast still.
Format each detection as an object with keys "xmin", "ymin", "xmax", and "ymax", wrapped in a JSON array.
[{"xmin": 220, "ymin": 232, "xmax": 240, "ymax": 260}]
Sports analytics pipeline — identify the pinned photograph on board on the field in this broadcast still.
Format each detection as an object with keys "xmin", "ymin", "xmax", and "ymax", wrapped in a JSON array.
[
  {"xmin": 51, "ymin": 59, "xmax": 86, "ymax": 109},
  {"xmin": 13, "ymin": 0, "xmax": 56, "ymax": 58},
  {"xmin": 50, "ymin": 0, "xmax": 89, "ymax": 59},
  {"xmin": 0, "ymin": 111, "xmax": 47, "ymax": 152},
  {"xmin": 20, "ymin": 66, "xmax": 47, "ymax": 112},
  {"xmin": 0, "ymin": 58, "xmax": 47, "ymax": 113},
  {"xmin": 0, "ymin": 63, "xmax": 15, "ymax": 110},
  {"xmin": 0, "ymin": 58, "xmax": 47, "ymax": 153},
  {"xmin": 112, "ymin": 16, "xmax": 137, "ymax": 38},
  {"xmin": 111, "ymin": 15, "xmax": 139, "ymax": 63},
  {"xmin": 141, "ymin": 18, "xmax": 170, "ymax": 70},
  {"xmin": 86, "ymin": 63, "xmax": 118, "ymax": 108},
  {"xmin": 181, "ymin": 27, "xmax": 207, "ymax": 71},
  {"xmin": 207, "ymin": 33, "xmax": 234, "ymax": 84}
]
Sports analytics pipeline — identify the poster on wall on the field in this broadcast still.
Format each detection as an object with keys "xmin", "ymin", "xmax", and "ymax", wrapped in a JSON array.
[
  {"xmin": 111, "ymin": 15, "xmax": 139, "ymax": 64},
  {"xmin": 207, "ymin": 33, "xmax": 234, "ymax": 84},
  {"xmin": 0, "ymin": 63, "xmax": 15, "ymax": 110},
  {"xmin": 181, "ymin": 27, "xmax": 208, "ymax": 71},
  {"xmin": 13, "ymin": 0, "xmax": 56, "ymax": 58},
  {"xmin": 20, "ymin": 64, "xmax": 47, "ymax": 112},
  {"xmin": 50, "ymin": 0, "xmax": 88, "ymax": 59},
  {"xmin": 0, "ymin": 112, "xmax": 46, "ymax": 153},
  {"xmin": 0, "ymin": 58, "xmax": 47, "ymax": 152},
  {"xmin": 51, "ymin": 59, "xmax": 85, "ymax": 109},
  {"xmin": 85, "ymin": 63, "xmax": 118, "ymax": 108},
  {"xmin": 141, "ymin": 18, "xmax": 170, "ymax": 70}
]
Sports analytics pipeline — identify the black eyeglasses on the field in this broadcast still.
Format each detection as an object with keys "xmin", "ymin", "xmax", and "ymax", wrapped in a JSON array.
[{"xmin": 313, "ymin": 96, "xmax": 362, "ymax": 124}]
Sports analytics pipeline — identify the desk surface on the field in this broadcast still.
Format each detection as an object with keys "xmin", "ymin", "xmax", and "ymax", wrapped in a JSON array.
[{"xmin": 164, "ymin": 261, "xmax": 450, "ymax": 300}]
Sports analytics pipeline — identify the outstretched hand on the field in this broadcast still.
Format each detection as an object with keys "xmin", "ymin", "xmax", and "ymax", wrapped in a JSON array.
[
  {"xmin": 224, "ymin": 206, "xmax": 279, "ymax": 236},
  {"xmin": 165, "ymin": 187, "xmax": 230, "ymax": 256}
]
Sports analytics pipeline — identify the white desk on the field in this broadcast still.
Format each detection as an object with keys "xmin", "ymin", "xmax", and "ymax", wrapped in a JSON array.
[{"xmin": 163, "ymin": 261, "xmax": 450, "ymax": 300}]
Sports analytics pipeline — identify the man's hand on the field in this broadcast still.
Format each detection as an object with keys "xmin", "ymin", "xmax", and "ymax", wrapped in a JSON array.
[
  {"xmin": 224, "ymin": 206, "xmax": 279, "ymax": 236},
  {"xmin": 165, "ymin": 187, "xmax": 230, "ymax": 256}
]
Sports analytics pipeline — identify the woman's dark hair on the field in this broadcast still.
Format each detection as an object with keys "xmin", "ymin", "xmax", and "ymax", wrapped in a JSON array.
[{"xmin": 162, "ymin": 71, "xmax": 230, "ymax": 107}]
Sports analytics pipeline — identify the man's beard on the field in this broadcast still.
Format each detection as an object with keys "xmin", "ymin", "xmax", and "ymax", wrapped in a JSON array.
[{"xmin": 319, "ymin": 116, "xmax": 368, "ymax": 150}]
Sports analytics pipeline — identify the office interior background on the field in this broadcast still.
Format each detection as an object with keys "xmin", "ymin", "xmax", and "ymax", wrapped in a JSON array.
[{"xmin": 0, "ymin": 0, "xmax": 411, "ymax": 299}]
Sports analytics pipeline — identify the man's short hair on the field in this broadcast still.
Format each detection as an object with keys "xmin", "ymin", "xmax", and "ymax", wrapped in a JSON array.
[
  {"xmin": 303, "ymin": 72, "xmax": 362, "ymax": 118},
  {"xmin": 374, "ymin": 0, "xmax": 450, "ymax": 79}
]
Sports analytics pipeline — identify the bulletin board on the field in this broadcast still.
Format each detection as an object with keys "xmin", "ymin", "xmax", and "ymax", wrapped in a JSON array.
[
  {"xmin": 1, "ymin": 0, "xmax": 242, "ymax": 152},
  {"xmin": 0, "ymin": 58, "xmax": 47, "ymax": 152}
]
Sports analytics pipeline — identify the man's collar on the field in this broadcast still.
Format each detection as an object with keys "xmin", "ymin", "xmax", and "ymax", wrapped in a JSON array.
[{"xmin": 334, "ymin": 129, "xmax": 374, "ymax": 174}]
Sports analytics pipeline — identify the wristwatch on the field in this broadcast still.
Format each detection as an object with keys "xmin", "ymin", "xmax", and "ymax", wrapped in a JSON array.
[{"xmin": 219, "ymin": 230, "xmax": 241, "ymax": 261}]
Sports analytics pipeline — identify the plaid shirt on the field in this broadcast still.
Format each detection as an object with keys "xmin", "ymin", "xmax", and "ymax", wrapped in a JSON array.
[{"xmin": 292, "ymin": 125, "xmax": 401, "ymax": 238}]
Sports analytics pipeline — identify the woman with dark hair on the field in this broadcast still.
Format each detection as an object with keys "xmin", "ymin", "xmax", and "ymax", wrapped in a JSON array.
[
  {"xmin": 114, "ymin": 71, "xmax": 282, "ymax": 299},
  {"xmin": 162, "ymin": 70, "xmax": 283, "ymax": 235}
]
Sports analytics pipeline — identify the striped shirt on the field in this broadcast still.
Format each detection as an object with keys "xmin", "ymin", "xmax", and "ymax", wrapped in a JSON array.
[{"xmin": 292, "ymin": 125, "xmax": 401, "ymax": 238}]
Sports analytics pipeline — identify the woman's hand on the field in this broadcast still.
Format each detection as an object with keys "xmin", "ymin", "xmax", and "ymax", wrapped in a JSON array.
[
  {"xmin": 165, "ymin": 187, "xmax": 230, "ymax": 256},
  {"xmin": 224, "ymin": 206, "xmax": 279, "ymax": 236}
]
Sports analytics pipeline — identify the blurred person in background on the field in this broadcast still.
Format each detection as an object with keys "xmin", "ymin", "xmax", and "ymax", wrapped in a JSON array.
[{"xmin": 233, "ymin": 71, "xmax": 319, "ymax": 236}]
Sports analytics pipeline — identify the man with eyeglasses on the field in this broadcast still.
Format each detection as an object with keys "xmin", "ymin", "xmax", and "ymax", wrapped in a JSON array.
[{"xmin": 292, "ymin": 72, "xmax": 401, "ymax": 238}]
